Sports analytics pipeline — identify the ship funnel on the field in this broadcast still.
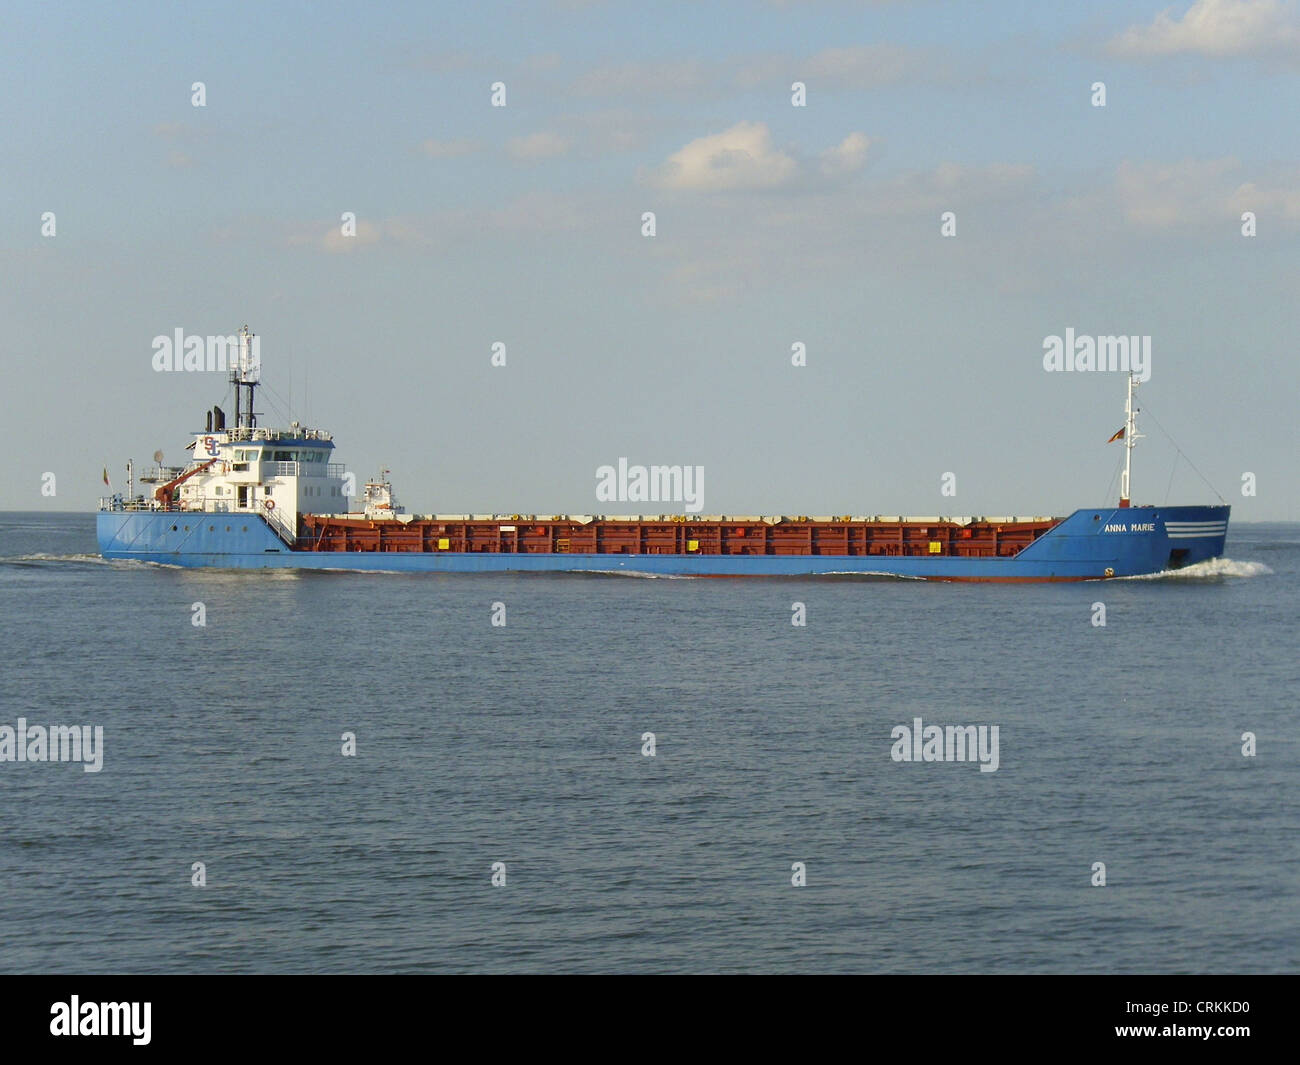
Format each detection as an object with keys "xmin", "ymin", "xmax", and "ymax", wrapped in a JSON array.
[
  {"xmin": 205, "ymin": 410, "xmax": 213, "ymax": 432},
  {"xmin": 213, "ymin": 405, "xmax": 226, "ymax": 431}
]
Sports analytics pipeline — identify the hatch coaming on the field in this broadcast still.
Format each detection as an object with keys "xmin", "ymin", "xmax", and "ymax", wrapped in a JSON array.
[{"xmin": 294, "ymin": 513, "xmax": 1066, "ymax": 557}]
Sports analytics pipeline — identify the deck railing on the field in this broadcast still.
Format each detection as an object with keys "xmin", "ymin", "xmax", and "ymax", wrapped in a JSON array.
[
  {"xmin": 99, "ymin": 496, "xmax": 179, "ymax": 512},
  {"xmin": 264, "ymin": 461, "xmax": 347, "ymax": 479},
  {"xmin": 224, "ymin": 426, "xmax": 333, "ymax": 442},
  {"xmin": 261, "ymin": 506, "xmax": 297, "ymax": 546}
]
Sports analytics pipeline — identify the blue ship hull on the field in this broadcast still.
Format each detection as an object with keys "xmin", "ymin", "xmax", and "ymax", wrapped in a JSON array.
[{"xmin": 97, "ymin": 505, "xmax": 1230, "ymax": 580}]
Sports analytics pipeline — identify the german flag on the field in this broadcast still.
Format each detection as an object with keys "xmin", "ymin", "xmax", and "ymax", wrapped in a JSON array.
[
  {"xmin": 102, "ymin": 467, "xmax": 111, "ymax": 487},
  {"xmin": 1107, "ymin": 427, "xmax": 1125, "ymax": 443}
]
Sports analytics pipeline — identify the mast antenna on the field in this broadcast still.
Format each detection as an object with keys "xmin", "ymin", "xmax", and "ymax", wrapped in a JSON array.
[
  {"xmin": 230, "ymin": 324, "xmax": 260, "ymax": 429},
  {"xmin": 1119, "ymin": 372, "xmax": 1143, "ymax": 508}
]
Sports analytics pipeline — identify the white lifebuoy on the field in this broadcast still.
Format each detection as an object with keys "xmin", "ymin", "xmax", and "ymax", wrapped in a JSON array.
[{"xmin": 264, "ymin": 499, "xmax": 275, "ymax": 511}]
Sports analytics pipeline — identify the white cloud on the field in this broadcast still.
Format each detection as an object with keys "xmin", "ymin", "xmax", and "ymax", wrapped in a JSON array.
[
  {"xmin": 505, "ymin": 131, "xmax": 573, "ymax": 160},
  {"xmin": 652, "ymin": 121, "xmax": 875, "ymax": 192},
  {"xmin": 1230, "ymin": 174, "xmax": 1300, "ymax": 219},
  {"xmin": 819, "ymin": 132, "xmax": 870, "ymax": 177},
  {"xmin": 1109, "ymin": 0, "xmax": 1300, "ymax": 59},
  {"xmin": 653, "ymin": 122, "xmax": 799, "ymax": 191},
  {"xmin": 1109, "ymin": 157, "xmax": 1300, "ymax": 227}
]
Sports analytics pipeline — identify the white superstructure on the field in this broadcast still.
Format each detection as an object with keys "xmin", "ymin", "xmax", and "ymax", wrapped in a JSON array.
[
  {"xmin": 169, "ymin": 423, "xmax": 348, "ymax": 539},
  {"xmin": 115, "ymin": 325, "xmax": 351, "ymax": 542}
]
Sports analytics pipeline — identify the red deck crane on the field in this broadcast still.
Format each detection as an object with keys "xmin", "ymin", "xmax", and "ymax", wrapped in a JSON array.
[{"xmin": 154, "ymin": 458, "xmax": 219, "ymax": 507}]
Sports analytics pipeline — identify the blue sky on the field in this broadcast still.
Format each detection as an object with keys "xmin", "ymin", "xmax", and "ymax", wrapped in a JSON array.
[{"xmin": 3, "ymin": 0, "xmax": 1297, "ymax": 519}]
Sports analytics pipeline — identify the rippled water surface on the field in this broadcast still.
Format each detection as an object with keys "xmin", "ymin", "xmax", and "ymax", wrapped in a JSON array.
[{"xmin": 0, "ymin": 513, "xmax": 1295, "ymax": 973}]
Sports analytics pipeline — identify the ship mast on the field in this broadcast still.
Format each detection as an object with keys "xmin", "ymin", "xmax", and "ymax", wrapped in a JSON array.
[
  {"xmin": 230, "ymin": 324, "xmax": 260, "ymax": 430},
  {"xmin": 1119, "ymin": 372, "xmax": 1142, "ymax": 508}
]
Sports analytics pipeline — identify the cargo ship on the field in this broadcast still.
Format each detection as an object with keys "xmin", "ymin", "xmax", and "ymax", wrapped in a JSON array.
[{"xmin": 98, "ymin": 326, "xmax": 1229, "ymax": 580}]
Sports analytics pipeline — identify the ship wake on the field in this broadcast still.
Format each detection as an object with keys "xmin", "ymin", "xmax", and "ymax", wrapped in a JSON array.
[
  {"xmin": 580, "ymin": 569, "xmax": 696, "ymax": 579},
  {"xmin": 1, "ymin": 553, "xmax": 115, "ymax": 566},
  {"xmin": 1121, "ymin": 558, "xmax": 1273, "ymax": 581}
]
